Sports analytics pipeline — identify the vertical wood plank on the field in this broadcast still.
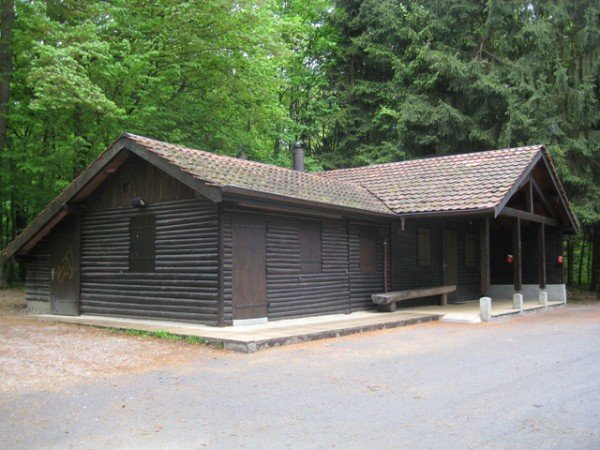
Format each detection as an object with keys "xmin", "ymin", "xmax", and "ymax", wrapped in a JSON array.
[
  {"xmin": 513, "ymin": 217, "xmax": 522, "ymax": 292},
  {"xmin": 383, "ymin": 238, "xmax": 389, "ymax": 293},
  {"xmin": 525, "ymin": 181, "xmax": 534, "ymax": 213},
  {"xmin": 538, "ymin": 223, "xmax": 547, "ymax": 289},
  {"xmin": 480, "ymin": 217, "xmax": 490, "ymax": 297},
  {"xmin": 232, "ymin": 213, "xmax": 267, "ymax": 320}
]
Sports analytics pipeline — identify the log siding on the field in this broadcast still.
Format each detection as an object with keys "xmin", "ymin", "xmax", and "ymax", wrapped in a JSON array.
[
  {"xmin": 391, "ymin": 218, "xmax": 482, "ymax": 305},
  {"xmin": 490, "ymin": 224, "xmax": 563, "ymax": 285},
  {"xmin": 221, "ymin": 208, "xmax": 386, "ymax": 322},
  {"xmin": 79, "ymin": 198, "xmax": 219, "ymax": 324},
  {"xmin": 348, "ymin": 223, "xmax": 386, "ymax": 311},
  {"xmin": 25, "ymin": 237, "xmax": 51, "ymax": 303}
]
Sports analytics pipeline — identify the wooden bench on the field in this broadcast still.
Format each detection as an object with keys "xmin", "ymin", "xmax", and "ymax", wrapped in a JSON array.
[{"xmin": 371, "ymin": 285, "xmax": 457, "ymax": 312}]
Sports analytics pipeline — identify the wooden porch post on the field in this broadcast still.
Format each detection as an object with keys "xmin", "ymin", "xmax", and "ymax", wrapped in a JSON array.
[
  {"xmin": 480, "ymin": 217, "xmax": 490, "ymax": 297},
  {"xmin": 513, "ymin": 217, "xmax": 522, "ymax": 292},
  {"xmin": 383, "ymin": 238, "xmax": 389, "ymax": 293},
  {"xmin": 538, "ymin": 223, "xmax": 546, "ymax": 289}
]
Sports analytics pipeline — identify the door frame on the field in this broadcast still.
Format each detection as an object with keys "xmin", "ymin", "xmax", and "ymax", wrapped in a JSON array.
[
  {"xmin": 49, "ymin": 215, "xmax": 81, "ymax": 315},
  {"xmin": 231, "ymin": 213, "xmax": 268, "ymax": 324}
]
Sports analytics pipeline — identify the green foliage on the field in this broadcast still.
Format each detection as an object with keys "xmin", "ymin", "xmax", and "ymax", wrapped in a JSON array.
[
  {"xmin": 322, "ymin": 0, "xmax": 599, "ymax": 224},
  {"xmin": 1, "ymin": 0, "xmax": 598, "ymax": 288},
  {"xmin": 1, "ymin": 0, "xmax": 302, "ymax": 266},
  {"xmin": 107, "ymin": 327, "xmax": 209, "ymax": 345},
  {"xmin": 318, "ymin": 0, "xmax": 598, "ymax": 288}
]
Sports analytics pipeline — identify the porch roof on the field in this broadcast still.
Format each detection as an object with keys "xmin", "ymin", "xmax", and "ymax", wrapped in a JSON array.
[{"xmin": 320, "ymin": 146, "xmax": 545, "ymax": 215}]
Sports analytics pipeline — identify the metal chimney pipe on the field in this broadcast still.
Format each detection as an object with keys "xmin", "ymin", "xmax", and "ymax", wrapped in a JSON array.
[
  {"xmin": 293, "ymin": 141, "xmax": 304, "ymax": 172},
  {"xmin": 238, "ymin": 144, "xmax": 247, "ymax": 160}
]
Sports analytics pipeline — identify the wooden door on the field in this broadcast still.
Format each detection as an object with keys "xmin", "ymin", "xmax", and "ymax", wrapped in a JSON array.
[
  {"xmin": 50, "ymin": 215, "xmax": 81, "ymax": 315},
  {"xmin": 232, "ymin": 213, "xmax": 267, "ymax": 320},
  {"xmin": 442, "ymin": 229, "xmax": 458, "ymax": 300}
]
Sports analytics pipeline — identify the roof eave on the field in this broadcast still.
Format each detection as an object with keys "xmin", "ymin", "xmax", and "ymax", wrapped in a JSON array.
[
  {"xmin": 220, "ymin": 185, "xmax": 397, "ymax": 219},
  {"xmin": 493, "ymin": 146, "xmax": 579, "ymax": 232},
  {"xmin": 1, "ymin": 137, "xmax": 131, "ymax": 261},
  {"xmin": 395, "ymin": 207, "xmax": 496, "ymax": 220},
  {"xmin": 1, "ymin": 136, "xmax": 226, "ymax": 261}
]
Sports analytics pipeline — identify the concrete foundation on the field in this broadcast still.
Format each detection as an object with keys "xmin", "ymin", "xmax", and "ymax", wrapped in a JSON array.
[
  {"xmin": 232, "ymin": 317, "xmax": 268, "ymax": 327},
  {"xmin": 513, "ymin": 293, "xmax": 523, "ymax": 311},
  {"xmin": 546, "ymin": 284, "xmax": 567, "ymax": 303},
  {"xmin": 27, "ymin": 300, "xmax": 51, "ymax": 314},
  {"xmin": 490, "ymin": 284, "xmax": 567, "ymax": 303},
  {"xmin": 479, "ymin": 297, "xmax": 492, "ymax": 322},
  {"xmin": 37, "ymin": 311, "xmax": 439, "ymax": 353},
  {"xmin": 538, "ymin": 290, "xmax": 548, "ymax": 307}
]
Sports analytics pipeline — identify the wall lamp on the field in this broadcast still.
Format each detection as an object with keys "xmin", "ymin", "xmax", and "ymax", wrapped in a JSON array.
[{"xmin": 131, "ymin": 197, "xmax": 147, "ymax": 208}]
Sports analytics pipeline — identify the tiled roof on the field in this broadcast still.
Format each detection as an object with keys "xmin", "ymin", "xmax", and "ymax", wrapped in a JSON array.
[
  {"xmin": 126, "ymin": 134, "xmax": 394, "ymax": 215},
  {"xmin": 319, "ymin": 146, "xmax": 543, "ymax": 214}
]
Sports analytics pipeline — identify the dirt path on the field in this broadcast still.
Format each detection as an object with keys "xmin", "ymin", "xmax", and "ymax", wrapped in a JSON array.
[{"xmin": 0, "ymin": 289, "xmax": 218, "ymax": 394}]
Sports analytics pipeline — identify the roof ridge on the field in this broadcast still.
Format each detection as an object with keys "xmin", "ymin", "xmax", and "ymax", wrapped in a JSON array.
[
  {"xmin": 124, "ymin": 133, "xmax": 394, "ymax": 214},
  {"xmin": 124, "ymin": 133, "xmax": 395, "ymax": 215}
]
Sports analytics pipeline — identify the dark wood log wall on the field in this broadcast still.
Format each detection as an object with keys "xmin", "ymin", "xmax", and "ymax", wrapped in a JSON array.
[
  {"xmin": 69, "ymin": 154, "xmax": 219, "ymax": 323},
  {"xmin": 391, "ymin": 218, "xmax": 482, "ymax": 305},
  {"xmin": 221, "ymin": 208, "xmax": 386, "ymax": 323},
  {"xmin": 221, "ymin": 210, "xmax": 234, "ymax": 323},
  {"xmin": 490, "ymin": 224, "xmax": 563, "ymax": 285},
  {"xmin": 80, "ymin": 198, "xmax": 219, "ymax": 323},
  {"xmin": 266, "ymin": 216, "xmax": 352, "ymax": 319},
  {"xmin": 348, "ymin": 223, "xmax": 386, "ymax": 311},
  {"xmin": 490, "ymin": 226, "xmax": 513, "ymax": 284},
  {"xmin": 545, "ymin": 228, "xmax": 564, "ymax": 284},
  {"xmin": 24, "ymin": 237, "xmax": 50, "ymax": 303}
]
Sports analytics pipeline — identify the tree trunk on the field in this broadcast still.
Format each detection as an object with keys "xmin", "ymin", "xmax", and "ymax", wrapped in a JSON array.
[
  {"xmin": 0, "ymin": 0, "xmax": 15, "ymax": 154},
  {"xmin": 591, "ymin": 223, "xmax": 600, "ymax": 293},
  {"xmin": 586, "ymin": 238, "xmax": 592, "ymax": 287},
  {"xmin": 577, "ymin": 238, "xmax": 586, "ymax": 286},
  {"xmin": 0, "ymin": 0, "xmax": 15, "ymax": 289},
  {"xmin": 566, "ymin": 238, "xmax": 574, "ymax": 286}
]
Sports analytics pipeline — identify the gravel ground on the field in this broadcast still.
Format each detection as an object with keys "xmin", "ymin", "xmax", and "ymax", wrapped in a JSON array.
[
  {"xmin": 0, "ymin": 289, "xmax": 599, "ymax": 449},
  {"xmin": 0, "ymin": 289, "xmax": 219, "ymax": 394}
]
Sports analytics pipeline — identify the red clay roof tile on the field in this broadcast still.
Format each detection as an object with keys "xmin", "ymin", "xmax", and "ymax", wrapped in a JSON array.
[
  {"xmin": 126, "ymin": 134, "xmax": 394, "ymax": 215},
  {"xmin": 318, "ymin": 146, "xmax": 542, "ymax": 214}
]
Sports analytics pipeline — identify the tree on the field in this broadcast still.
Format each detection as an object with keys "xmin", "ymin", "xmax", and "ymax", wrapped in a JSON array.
[
  {"xmin": 0, "ymin": 0, "xmax": 14, "ymax": 155},
  {"xmin": 0, "ymin": 0, "xmax": 294, "ymax": 284}
]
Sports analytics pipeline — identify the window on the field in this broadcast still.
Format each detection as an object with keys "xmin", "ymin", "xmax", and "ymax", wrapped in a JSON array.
[
  {"xmin": 129, "ymin": 214, "xmax": 156, "ymax": 272},
  {"xmin": 465, "ymin": 234, "xmax": 477, "ymax": 267},
  {"xmin": 417, "ymin": 227, "xmax": 431, "ymax": 267},
  {"xmin": 299, "ymin": 220, "xmax": 322, "ymax": 273},
  {"xmin": 360, "ymin": 226, "xmax": 377, "ymax": 273}
]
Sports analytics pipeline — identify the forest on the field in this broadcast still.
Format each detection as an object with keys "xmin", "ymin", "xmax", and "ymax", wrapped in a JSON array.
[{"xmin": 0, "ymin": 0, "xmax": 598, "ymax": 293}]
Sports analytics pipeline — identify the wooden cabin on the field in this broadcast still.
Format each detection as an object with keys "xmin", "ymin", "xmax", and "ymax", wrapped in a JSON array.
[{"xmin": 2, "ymin": 134, "xmax": 578, "ymax": 326}]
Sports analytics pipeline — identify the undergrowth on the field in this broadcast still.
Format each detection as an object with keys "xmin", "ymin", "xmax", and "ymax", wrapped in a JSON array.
[{"xmin": 107, "ymin": 327, "xmax": 210, "ymax": 346}]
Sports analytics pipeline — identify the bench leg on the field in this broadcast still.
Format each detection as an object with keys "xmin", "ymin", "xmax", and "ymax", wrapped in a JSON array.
[
  {"xmin": 440, "ymin": 293, "xmax": 448, "ymax": 306},
  {"xmin": 379, "ymin": 303, "xmax": 397, "ymax": 312}
]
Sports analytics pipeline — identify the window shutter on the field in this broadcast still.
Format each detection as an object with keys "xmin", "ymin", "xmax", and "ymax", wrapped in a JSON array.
[
  {"xmin": 465, "ymin": 234, "xmax": 477, "ymax": 267},
  {"xmin": 360, "ymin": 226, "xmax": 377, "ymax": 273},
  {"xmin": 299, "ymin": 221, "xmax": 322, "ymax": 274},
  {"xmin": 417, "ymin": 228, "xmax": 431, "ymax": 267},
  {"xmin": 130, "ymin": 214, "xmax": 156, "ymax": 272}
]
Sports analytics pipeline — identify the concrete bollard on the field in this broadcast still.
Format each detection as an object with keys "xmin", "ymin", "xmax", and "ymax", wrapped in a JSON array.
[
  {"xmin": 539, "ymin": 290, "xmax": 548, "ymax": 308},
  {"xmin": 513, "ymin": 292, "xmax": 523, "ymax": 311},
  {"xmin": 480, "ymin": 297, "xmax": 492, "ymax": 322}
]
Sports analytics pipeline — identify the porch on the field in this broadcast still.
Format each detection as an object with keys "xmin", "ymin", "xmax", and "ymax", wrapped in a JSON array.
[
  {"xmin": 401, "ymin": 298, "xmax": 565, "ymax": 323},
  {"xmin": 37, "ymin": 297, "xmax": 565, "ymax": 353},
  {"xmin": 383, "ymin": 170, "xmax": 572, "ymax": 318}
]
